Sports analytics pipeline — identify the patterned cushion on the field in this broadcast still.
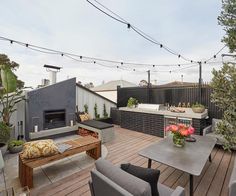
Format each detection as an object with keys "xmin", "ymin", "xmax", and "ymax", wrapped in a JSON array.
[
  {"xmin": 21, "ymin": 139, "xmax": 58, "ymax": 159},
  {"xmin": 79, "ymin": 113, "xmax": 90, "ymax": 122}
]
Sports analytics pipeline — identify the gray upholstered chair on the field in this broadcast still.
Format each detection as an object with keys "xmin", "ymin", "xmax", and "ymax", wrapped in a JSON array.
[
  {"xmin": 203, "ymin": 118, "xmax": 225, "ymax": 145},
  {"xmin": 89, "ymin": 158, "xmax": 185, "ymax": 196},
  {"xmin": 0, "ymin": 150, "xmax": 4, "ymax": 170},
  {"xmin": 229, "ymin": 157, "xmax": 236, "ymax": 196}
]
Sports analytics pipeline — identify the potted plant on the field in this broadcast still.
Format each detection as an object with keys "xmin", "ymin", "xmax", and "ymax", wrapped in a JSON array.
[
  {"xmin": 191, "ymin": 102, "xmax": 205, "ymax": 113},
  {"xmin": 8, "ymin": 139, "xmax": 24, "ymax": 153},
  {"xmin": 0, "ymin": 121, "xmax": 11, "ymax": 155},
  {"xmin": 127, "ymin": 97, "xmax": 138, "ymax": 108},
  {"xmin": 0, "ymin": 64, "xmax": 25, "ymax": 155}
]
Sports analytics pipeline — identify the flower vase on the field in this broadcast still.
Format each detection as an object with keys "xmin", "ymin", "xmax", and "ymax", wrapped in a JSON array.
[{"xmin": 173, "ymin": 134, "xmax": 185, "ymax": 147}]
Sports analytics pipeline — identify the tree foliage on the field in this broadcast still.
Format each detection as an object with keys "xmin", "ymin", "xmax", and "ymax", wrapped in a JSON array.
[
  {"xmin": 218, "ymin": 0, "xmax": 236, "ymax": 52},
  {"xmin": 0, "ymin": 54, "xmax": 24, "ymax": 89},
  {"xmin": 210, "ymin": 63, "xmax": 236, "ymax": 150}
]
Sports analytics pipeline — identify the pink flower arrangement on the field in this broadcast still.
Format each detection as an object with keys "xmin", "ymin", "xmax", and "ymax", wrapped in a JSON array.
[{"xmin": 166, "ymin": 124, "xmax": 195, "ymax": 137}]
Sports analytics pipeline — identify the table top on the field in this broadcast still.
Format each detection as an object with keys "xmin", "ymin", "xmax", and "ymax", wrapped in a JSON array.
[{"xmin": 139, "ymin": 135, "xmax": 216, "ymax": 176}]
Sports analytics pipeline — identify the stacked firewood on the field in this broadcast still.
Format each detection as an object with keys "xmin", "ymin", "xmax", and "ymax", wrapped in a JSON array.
[{"xmin": 78, "ymin": 128, "xmax": 99, "ymax": 139}]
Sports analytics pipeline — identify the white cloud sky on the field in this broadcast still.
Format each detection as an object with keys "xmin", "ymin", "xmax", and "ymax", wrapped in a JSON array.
[{"xmin": 0, "ymin": 0, "xmax": 228, "ymax": 87}]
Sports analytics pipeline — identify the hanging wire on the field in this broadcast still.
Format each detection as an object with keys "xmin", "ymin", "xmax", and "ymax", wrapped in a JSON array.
[
  {"xmin": 87, "ymin": 0, "xmax": 226, "ymax": 64},
  {"xmin": 0, "ymin": 35, "xmax": 198, "ymax": 68},
  {"xmin": 0, "ymin": 35, "xmax": 226, "ymax": 74}
]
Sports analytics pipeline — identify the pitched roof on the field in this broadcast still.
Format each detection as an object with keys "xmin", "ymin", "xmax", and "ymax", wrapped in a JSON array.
[
  {"xmin": 91, "ymin": 80, "xmax": 137, "ymax": 92},
  {"xmin": 154, "ymin": 81, "xmax": 197, "ymax": 87}
]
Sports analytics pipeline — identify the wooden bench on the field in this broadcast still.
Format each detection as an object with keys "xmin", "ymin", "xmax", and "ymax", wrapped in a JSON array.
[{"xmin": 19, "ymin": 136, "xmax": 101, "ymax": 188}]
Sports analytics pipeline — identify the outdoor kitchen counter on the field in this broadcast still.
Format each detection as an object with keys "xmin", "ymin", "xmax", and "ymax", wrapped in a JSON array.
[
  {"xmin": 119, "ymin": 107, "xmax": 208, "ymax": 119},
  {"xmin": 118, "ymin": 107, "xmax": 208, "ymax": 137}
]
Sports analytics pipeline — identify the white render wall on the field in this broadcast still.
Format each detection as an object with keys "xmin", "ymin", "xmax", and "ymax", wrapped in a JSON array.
[
  {"xmin": 76, "ymin": 86, "xmax": 116, "ymax": 119},
  {"xmin": 95, "ymin": 90, "xmax": 117, "ymax": 103}
]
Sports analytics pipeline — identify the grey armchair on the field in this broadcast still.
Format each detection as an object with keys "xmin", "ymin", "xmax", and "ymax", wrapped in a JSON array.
[
  {"xmin": 89, "ymin": 158, "xmax": 185, "ymax": 196},
  {"xmin": 0, "ymin": 150, "xmax": 4, "ymax": 170},
  {"xmin": 229, "ymin": 157, "xmax": 236, "ymax": 196},
  {"xmin": 203, "ymin": 118, "xmax": 225, "ymax": 145}
]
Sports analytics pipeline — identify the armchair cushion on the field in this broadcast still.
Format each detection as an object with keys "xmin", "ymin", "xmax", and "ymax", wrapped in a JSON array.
[
  {"xmin": 95, "ymin": 158, "xmax": 152, "ymax": 196},
  {"xmin": 121, "ymin": 163, "xmax": 160, "ymax": 196}
]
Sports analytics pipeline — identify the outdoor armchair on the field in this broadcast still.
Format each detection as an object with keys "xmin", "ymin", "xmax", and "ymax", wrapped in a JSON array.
[
  {"xmin": 0, "ymin": 150, "xmax": 4, "ymax": 170},
  {"xmin": 229, "ymin": 156, "xmax": 236, "ymax": 196},
  {"xmin": 89, "ymin": 158, "xmax": 185, "ymax": 196},
  {"xmin": 203, "ymin": 118, "xmax": 225, "ymax": 145}
]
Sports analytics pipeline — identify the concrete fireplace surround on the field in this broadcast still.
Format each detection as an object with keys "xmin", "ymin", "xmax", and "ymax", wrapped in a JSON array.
[{"xmin": 25, "ymin": 78, "xmax": 76, "ymax": 140}]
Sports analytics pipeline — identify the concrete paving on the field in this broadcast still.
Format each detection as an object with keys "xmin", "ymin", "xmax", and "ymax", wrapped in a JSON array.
[{"xmin": 0, "ymin": 134, "xmax": 108, "ymax": 193}]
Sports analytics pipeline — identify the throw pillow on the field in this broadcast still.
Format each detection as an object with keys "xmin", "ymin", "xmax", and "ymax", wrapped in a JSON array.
[
  {"xmin": 121, "ymin": 163, "xmax": 160, "ymax": 196},
  {"xmin": 75, "ymin": 111, "xmax": 85, "ymax": 122},
  {"xmin": 79, "ymin": 113, "xmax": 90, "ymax": 122},
  {"xmin": 21, "ymin": 139, "xmax": 58, "ymax": 159}
]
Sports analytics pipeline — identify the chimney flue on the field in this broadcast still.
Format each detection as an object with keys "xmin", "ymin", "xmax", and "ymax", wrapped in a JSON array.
[{"xmin": 44, "ymin": 64, "xmax": 62, "ymax": 85}]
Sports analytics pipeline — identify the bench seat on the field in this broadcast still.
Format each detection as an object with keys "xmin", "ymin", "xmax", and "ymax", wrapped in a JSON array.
[{"xmin": 78, "ymin": 120, "xmax": 115, "ymax": 143}]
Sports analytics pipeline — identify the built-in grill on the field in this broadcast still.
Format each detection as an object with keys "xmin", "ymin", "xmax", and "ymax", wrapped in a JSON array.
[{"xmin": 44, "ymin": 109, "xmax": 66, "ymax": 129}]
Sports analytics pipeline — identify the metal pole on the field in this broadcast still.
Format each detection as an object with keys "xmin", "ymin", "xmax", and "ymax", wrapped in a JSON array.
[
  {"xmin": 147, "ymin": 70, "xmax": 150, "ymax": 103},
  {"xmin": 198, "ymin": 62, "xmax": 202, "ymax": 104}
]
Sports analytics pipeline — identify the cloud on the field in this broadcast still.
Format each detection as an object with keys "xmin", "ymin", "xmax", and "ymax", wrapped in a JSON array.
[{"xmin": 0, "ymin": 0, "xmax": 225, "ymax": 87}]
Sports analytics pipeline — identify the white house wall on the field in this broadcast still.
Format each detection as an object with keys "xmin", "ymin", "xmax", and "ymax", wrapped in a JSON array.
[
  {"xmin": 76, "ymin": 86, "xmax": 116, "ymax": 119},
  {"xmin": 95, "ymin": 91, "xmax": 117, "ymax": 103}
]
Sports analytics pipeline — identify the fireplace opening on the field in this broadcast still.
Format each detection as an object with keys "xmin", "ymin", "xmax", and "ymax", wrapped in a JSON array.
[{"xmin": 44, "ymin": 109, "xmax": 66, "ymax": 129}]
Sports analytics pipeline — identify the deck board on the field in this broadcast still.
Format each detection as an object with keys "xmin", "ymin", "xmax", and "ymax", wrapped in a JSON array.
[{"xmin": 32, "ymin": 126, "xmax": 235, "ymax": 196}]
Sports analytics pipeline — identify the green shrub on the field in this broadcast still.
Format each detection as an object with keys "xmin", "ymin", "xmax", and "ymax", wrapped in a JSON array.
[
  {"xmin": 8, "ymin": 139, "xmax": 24, "ymax": 149},
  {"xmin": 103, "ymin": 104, "xmax": 108, "ymax": 118},
  {"xmin": 127, "ymin": 97, "xmax": 138, "ymax": 108},
  {"xmin": 210, "ymin": 63, "xmax": 236, "ymax": 150},
  {"xmin": 0, "ymin": 121, "xmax": 11, "ymax": 144},
  {"xmin": 94, "ymin": 103, "xmax": 100, "ymax": 119},
  {"xmin": 84, "ymin": 104, "xmax": 88, "ymax": 113},
  {"xmin": 192, "ymin": 102, "xmax": 205, "ymax": 108}
]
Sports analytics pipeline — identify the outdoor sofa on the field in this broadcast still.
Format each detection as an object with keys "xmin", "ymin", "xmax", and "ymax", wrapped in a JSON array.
[{"xmin": 89, "ymin": 158, "xmax": 185, "ymax": 196}]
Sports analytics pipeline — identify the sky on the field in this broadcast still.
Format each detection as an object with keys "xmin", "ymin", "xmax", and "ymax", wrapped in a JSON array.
[{"xmin": 0, "ymin": 0, "xmax": 230, "ymax": 88}]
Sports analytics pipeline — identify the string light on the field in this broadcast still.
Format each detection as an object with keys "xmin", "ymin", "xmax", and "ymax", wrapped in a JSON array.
[
  {"xmin": 0, "ymin": 35, "xmax": 225, "ymax": 74},
  {"xmin": 0, "ymin": 36, "xmax": 198, "ymax": 68},
  {"xmin": 87, "ymin": 0, "xmax": 227, "ymax": 64}
]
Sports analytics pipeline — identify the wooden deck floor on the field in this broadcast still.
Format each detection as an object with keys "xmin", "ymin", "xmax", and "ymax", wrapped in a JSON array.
[{"xmin": 33, "ymin": 126, "xmax": 235, "ymax": 196}]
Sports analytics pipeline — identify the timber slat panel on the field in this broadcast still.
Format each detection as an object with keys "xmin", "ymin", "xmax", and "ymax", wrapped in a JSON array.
[{"xmin": 32, "ymin": 126, "xmax": 235, "ymax": 196}]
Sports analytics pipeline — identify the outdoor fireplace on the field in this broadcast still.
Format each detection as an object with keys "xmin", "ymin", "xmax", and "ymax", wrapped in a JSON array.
[{"xmin": 44, "ymin": 109, "xmax": 66, "ymax": 129}]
